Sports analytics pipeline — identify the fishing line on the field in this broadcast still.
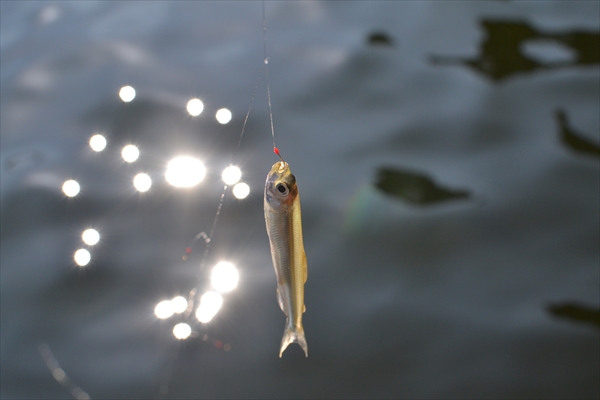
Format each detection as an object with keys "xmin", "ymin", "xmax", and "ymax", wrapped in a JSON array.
[
  {"xmin": 186, "ymin": 0, "xmax": 280, "ymax": 265},
  {"xmin": 183, "ymin": 65, "xmax": 263, "ymax": 267},
  {"xmin": 262, "ymin": 1, "xmax": 278, "ymax": 154},
  {"xmin": 185, "ymin": 0, "xmax": 278, "ymax": 304},
  {"xmin": 162, "ymin": 3, "xmax": 279, "ymax": 395}
]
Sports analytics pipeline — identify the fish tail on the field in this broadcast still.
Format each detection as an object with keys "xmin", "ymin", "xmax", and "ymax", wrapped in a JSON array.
[{"xmin": 279, "ymin": 325, "xmax": 308, "ymax": 358}]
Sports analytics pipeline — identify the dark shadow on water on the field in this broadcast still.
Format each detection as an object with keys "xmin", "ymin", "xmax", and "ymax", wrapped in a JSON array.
[
  {"xmin": 366, "ymin": 31, "xmax": 395, "ymax": 47},
  {"xmin": 430, "ymin": 19, "xmax": 600, "ymax": 82},
  {"xmin": 548, "ymin": 302, "xmax": 600, "ymax": 328},
  {"xmin": 374, "ymin": 166, "xmax": 470, "ymax": 205},
  {"xmin": 554, "ymin": 109, "xmax": 600, "ymax": 157}
]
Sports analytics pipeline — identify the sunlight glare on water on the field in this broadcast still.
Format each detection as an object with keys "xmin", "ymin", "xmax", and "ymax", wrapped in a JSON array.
[
  {"xmin": 211, "ymin": 261, "xmax": 239, "ymax": 293},
  {"xmin": 196, "ymin": 291, "xmax": 223, "ymax": 323},
  {"xmin": 62, "ymin": 180, "xmax": 80, "ymax": 197},
  {"xmin": 222, "ymin": 166, "xmax": 241, "ymax": 185},
  {"xmin": 173, "ymin": 323, "xmax": 192, "ymax": 340},
  {"xmin": 187, "ymin": 98, "xmax": 204, "ymax": 116},
  {"xmin": 233, "ymin": 182, "xmax": 250, "ymax": 199},
  {"xmin": 82, "ymin": 229, "xmax": 99, "ymax": 246},
  {"xmin": 215, "ymin": 108, "xmax": 232, "ymax": 124},
  {"xmin": 121, "ymin": 145, "xmax": 139, "ymax": 163},
  {"xmin": 89, "ymin": 134, "xmax": 106, "ymax": 152},
  {"xmin": 119, "ymin": 86, "xmax": 135, "ymax": 102},
  {"xmin": 154, "ymin": 300, "xmax": 174, "ymax": 319},
  {"xmin": 165, "ymin": 156, "xmax": 205, "ymax": 187},
  {"xmin": 74, "ymin": 249, "xmax": 90, "ymax": 266},
  {"xmin": 171, "ymin": 296, "xmax": 187, "ymax": 313},
  {"xmin": 133, "ymin": 173, "xmax": 151, "ymax": 192}
]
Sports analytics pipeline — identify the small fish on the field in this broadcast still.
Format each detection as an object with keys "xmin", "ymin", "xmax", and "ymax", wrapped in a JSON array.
[{"xmin": 264, "ymin": 159, "xmax": 308, "ymax": 357}]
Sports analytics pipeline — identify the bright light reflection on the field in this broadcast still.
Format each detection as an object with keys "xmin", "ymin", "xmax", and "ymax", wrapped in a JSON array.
[
  {"xmin": 82, "ymin": 229, "xmax": 100, "ymax": 246},
  {"xmin": 74, "ymin": 249, "xmax": 90, "ymax": 266},
  {"xmin": 222, "ymin": 166, "xmax": 241, "ymax": 185},
  {"xmin": 89, "ymin": 134, "xmax": 107, "ymax": 152},
  {"xmin": 62, "ymin": 180, "xmax": 80, "ymax": 197},
  {"xmin": 216, "ymin": 108, "xmax": 232, "ymax": 124},
  {"xmin": 154, "ymin": 300, "xmax": 174, "ymax": 319},
  {"xmin": 119, "ymin": 86, "xmax": 136, "ymax": 102},
  {"xmin": 133, "ymin": 173, "xmax": 151, "ymax": 192},
  {"xmin": 171, "ymin": 296, "xmax": 187, "ymax": 314},
  {"xmin": 211, "ymin": 262, "xmax": 239, "ymax": 293},
  {"xmin": 196, "ymin": 291, "xmax": 223, "ymax": 323},
  {"xmin": 121, "ymin": 145, "xmax": 139, "ymax": 163},
  {"xmin": 165, "ymin": 156, "xmax": 206, "ymax": 187},
  {"xmin": 52, "ymin": 368, "xmax": 66, "ymax": 382},
  {"xmin": 233, "ymin": 182, "xmax": 250, "ymax": 199},
  {"xmin": 173, "ymin": 323, "xmax": 192, "ymax": 339},
  {"xmin": 187, "ymin": 98, "xmax": 204, "ymax": 116}
]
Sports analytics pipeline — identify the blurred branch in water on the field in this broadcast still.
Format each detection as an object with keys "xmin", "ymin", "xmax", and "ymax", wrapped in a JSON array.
[
  {"xmin": 548, "ymin": 302, "xmax": 600, "ymax": 329},
  {"xmin": 430, "ymin": 19, "xmax": 600, "ymax": 82},
  {"xmin": 374, "ymin": 167, "xmax": 470, "ymax": 205},
  {"xmin": 554, "ymin": 109, "xmax": 600, "ymax": 157}
]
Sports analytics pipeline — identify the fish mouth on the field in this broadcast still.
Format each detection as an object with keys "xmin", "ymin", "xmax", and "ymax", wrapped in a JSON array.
[{"xmin": 268, "ymin": 161, "xmax": 288, "ymax": 176}]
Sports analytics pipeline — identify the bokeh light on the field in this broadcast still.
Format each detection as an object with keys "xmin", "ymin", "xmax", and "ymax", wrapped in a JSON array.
[
  {"xmin": 196, "ymin": 291, "xmax": 223, "ymax": 323},
  {"xmin": 173, "ymin": 323, "xmax": 192, "ymax": 339},
  {"xmin": 121, "ymin": 145, "xmax": 139, "ymax": 163},
  {"xmin": 133, "ymin": 173, "xmax": 151, "ymax": 192},
  {"xmin": 215, "ymin": 108, "xmax": 232, "ymax": 124},
  {"xmin": 222, "ymin": 166, "xmax": 241, "ymax": 185},
  {"xmin": 187, "ymin": 98, "xmax": 204, "ymax": 116},
  {"xmin": 52, "ymin": 368, "xmax": 66, "ymax": 382},
  {"xmin": 62, "ymin": 180, "xmax": 80, "ymax": 197},
  {"xmin": 154, "ymin": 300, "xmax": 174, "ymax": 319},
  {"xmin": 74, "ymin": 249, "xmax": 90, "ymax": 266},
  {"xmin": 171, "ymin": 296, "xmax": 187, "ymax": 314},
  {"xmin": 89, "ymin": 134, "xmax": 107, "ymax": 152},
  {"xmin": 211, "ymin": 261, "xmax": 239, "ymax": 293},
  {"xmin": 232, "ymin": 182, "xmax": 250, "ymax": 199},
  {"xmin": 82, "ymin": 229, "xmax": 100, "ymax": 246},
  {"xmin": 165, "ymin": 156, "xmax": 206, "ymax": 187},
  {"xmin": 119, "ymin": 86, "xmax": 136, "ymax": 102}
]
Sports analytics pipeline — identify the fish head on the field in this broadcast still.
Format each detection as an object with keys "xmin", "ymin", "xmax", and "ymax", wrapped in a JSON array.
[{"xmin": 265, "ymin": 161, "xmax": 298, "ymax": 209}]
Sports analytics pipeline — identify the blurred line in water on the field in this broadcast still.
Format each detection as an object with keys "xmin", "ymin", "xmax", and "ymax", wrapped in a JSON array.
[
  {"xmin": 38, "ymin": 342, "xmax": 91, "ymax": 400},
  {"xmin": 430, "ymin": 19, "xmax": 600, "ymax": 82},
  {"xmin": 554, "ymin": 109, "xmax": 600, "ymax": 157},
  {"xmin": 374, "ymin": 166, "xmax": 470, "ymax": 205},
  {"xmin": 548, "ymin": 302, "xmax": 600, "ymax": 328}
]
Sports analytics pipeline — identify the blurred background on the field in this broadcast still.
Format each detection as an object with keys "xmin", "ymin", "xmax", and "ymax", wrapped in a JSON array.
[{"xmin": 1, "ymin": 1, "xmax": 598, "ymax": 398}]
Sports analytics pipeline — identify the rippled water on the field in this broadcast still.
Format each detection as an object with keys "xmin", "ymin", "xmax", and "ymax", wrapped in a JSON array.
[{"xmin": 1, "ymin": 1, "xmax": 598, "ymax": 399}]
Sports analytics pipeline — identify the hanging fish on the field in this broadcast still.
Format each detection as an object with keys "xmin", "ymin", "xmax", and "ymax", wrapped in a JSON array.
[{"xmin": 264, "ymin": 155, "xmax": 308, "ymax": 357}]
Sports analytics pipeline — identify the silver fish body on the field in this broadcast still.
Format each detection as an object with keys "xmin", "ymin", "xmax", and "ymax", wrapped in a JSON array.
[{"xmin": 264, "ymin": 161, "xmax": 308, "ymax": 357}]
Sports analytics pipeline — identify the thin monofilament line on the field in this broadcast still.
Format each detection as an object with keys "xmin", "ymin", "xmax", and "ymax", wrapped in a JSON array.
[
  {"xmin": 230, "ymin": 65, "xmax": 263, "ymax": 165},
  {"xmin": 196, "ymin": 65, "xmax": 264, "ymax": 274},
  {"xmin": 263, "ymin": 0, "xmax": 276, "ymax": 150},
  {"xmin": 194, "ymin": 11, "xmax": 268, "ymax": 277}
]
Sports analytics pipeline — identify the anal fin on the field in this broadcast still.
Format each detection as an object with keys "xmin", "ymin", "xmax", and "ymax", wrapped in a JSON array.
[{"xmin": 277, "ymin": 288, "xmax": 287, "ymax": 316}]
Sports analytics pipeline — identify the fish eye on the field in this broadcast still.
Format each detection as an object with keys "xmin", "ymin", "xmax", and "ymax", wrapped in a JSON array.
[{"xmin": 276, "ymin": 183, "xmax": 288, "ymax": 195}]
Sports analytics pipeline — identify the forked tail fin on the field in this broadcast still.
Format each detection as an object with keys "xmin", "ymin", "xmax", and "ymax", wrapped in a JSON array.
[{"xmin": 279, "ymin": 326, "xmax": 308, "ymax": 357}]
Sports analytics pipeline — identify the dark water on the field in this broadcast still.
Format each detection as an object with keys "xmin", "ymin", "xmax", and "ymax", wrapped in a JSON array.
[{"xmin": 1, "ymin": 1, "xmax": 598, "ymax": 399}]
